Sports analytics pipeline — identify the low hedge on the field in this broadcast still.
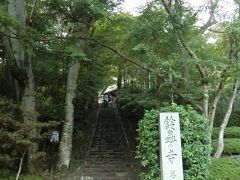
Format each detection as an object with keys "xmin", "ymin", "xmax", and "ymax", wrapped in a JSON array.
[
  {"xmin": 136, "ymin": 104, "xmax": 211, "ymax": 180},
  {"xmin": 208, "ymin": 158, "xmax": 240, "ymax": 179},
  {"xmin": 212, "ymin": 127, "xmax": 240, "ymax": 139},
  {"xmin": 0, "ymin": 171, "xmax": 42, "ymax": 180},
  {"xmin": 212, "ymin": 138, "xmax": 240, "ymax": 155}
]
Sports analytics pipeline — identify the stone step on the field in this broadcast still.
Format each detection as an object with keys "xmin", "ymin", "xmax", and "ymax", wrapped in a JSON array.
[
  {"xmin": 84, "ymin": 161, "xmax": 127, "ymax": 166},
  {"xmin": 78, "ymin": 106, "xmax": 137, "ymax": 180},
  {"xmin": 88, "ymin": 151, "xmax": 125, "ymax": 154},
  {"xmin": 89, "ymin": 149, "xmax": 124, "ymax": 152},
  {"xmin": 81, "ymin": 172, "xmax": 131, "ymax": 177},
  {"xmin": 90, "ymin": 144, "xmax": 122, "ymax": 147},
  {"xmin": 83, "ymin": 162, "xmax": 127, "ymax": 166},
  {"xmin": 85, "ymin": 154, "xmax": 126, "ymax": 158},
  {"xmin": 84, "ymin": 159, "xmax": 126, "ymax": 163},
  {"xmin": 89, "ymin": 148, "xmax": 124, "ymax": 152},
  {"xmin": 80, "ymin": 176, "xmax": 132, "ymax": 180},
  {"xmin": 86, "ymin": 155, "xmax": 125, "ymax": 159},
  {"xmin": 90, "ymin": 145, "xmax": 122, "ymax": 147},
  {"xmin": 82, "ymin": 167, "xmax": 129, "ymax": 172},
  {"xmin": 83, "ymin": 166, "xmax": 129, "ymax": 171},
  {"xmin": 87, "ymin": 150, "xmax": 125, "ymax": 154}
]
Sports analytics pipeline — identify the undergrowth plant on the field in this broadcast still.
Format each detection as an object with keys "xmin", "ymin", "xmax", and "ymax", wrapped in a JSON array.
[
  {"xmin": 136, "ymin": 103, "xmax": 211, "ymax": 180},
  {"xmin": 0, "ymin": 97, "xmax": 58, "ymax": 174}
]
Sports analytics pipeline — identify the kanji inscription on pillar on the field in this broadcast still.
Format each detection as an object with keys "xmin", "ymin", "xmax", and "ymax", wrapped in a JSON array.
[{"xmin": 159, "ymin": 112, "xmax": 184, "ymax": 180}]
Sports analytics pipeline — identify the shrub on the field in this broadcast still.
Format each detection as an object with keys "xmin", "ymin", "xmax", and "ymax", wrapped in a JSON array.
[
  {"xmin": 0, "ymin": 170, "xmax": 42, "ymax": 180},
  {"xmin": 0, "ymin": 97, "xmax": 30, "ymax": 169},
  {"xmin": 228, "ymin": 110, "xmax": 240, "ymax": 127},
  {"xmin": 208, "ymin": 158, "xmax": 240, "ymax": 179},
  {"xmin": 0, "ymin": 175, "xmax": 42, "ymax": 180},
  {"xmin": 212, "ymin": 127, "xmax": 240, "ymax": 139},
  {"xmin": 212, "ymin": 138, "xmax": 240, "ymax": 155},
  {"xmin": 214, "ymin": 104, "xmax": 240, "ymax": 127},
  {"xmin": 0, "ymin": 97, "xmax": 58, "ymax": 172},
  {"xmin": 136, "ymin": 109, "xmax": 160, "ymax": 180},
  {"xmin": 136, "ymin": 104, "xmax": 211, "ymax": 180}
]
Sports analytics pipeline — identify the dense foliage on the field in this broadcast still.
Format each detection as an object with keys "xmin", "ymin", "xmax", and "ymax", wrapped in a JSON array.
[
  {"xmin": 116, "ymin": 89, "xmax": 162, "ymax": 118},
  {"xmin": 0, "ymin": 0, "xmax": 116, "ymax": 174},
  {"xmin": 0, "ymin": 172, "xmax": 42, "ymax": 180},
  {"xmin": 212, "ymin": 138, "xmax": 240, "ymax": 155},
  {"xmin": 0, "ymin": 97, "xmax": 27, "ymax": 170},
  {"xmin": 136, "ymin": 104, "xmax": 211, "ymax": 179},
  {"xmin": 211, "ymin": 127, "xmax": 240, "ymax": 155},
  {"xmin": 212, "ymin": 127, "xmax": 240, "ymax": 139},
  {"xmin": 208, "ymin": 158, "xmax": 240, "ymax": 180},
  {"xmin": 0, "ymin": 97, "xmax": 59, "ymax": 171}
]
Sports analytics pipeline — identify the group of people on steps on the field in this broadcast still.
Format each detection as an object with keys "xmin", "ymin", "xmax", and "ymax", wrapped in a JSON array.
[{"xmin": 103, "ymin": 93, "xmax": 113, "ymax": 107}]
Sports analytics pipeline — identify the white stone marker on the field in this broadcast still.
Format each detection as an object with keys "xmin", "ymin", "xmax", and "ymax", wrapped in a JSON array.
[{"xmin": 159, "ymin": 112, "xmax": 184, "ymax": 180}]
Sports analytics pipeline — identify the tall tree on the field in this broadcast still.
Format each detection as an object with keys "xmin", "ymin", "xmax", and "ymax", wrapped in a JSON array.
[
  {"xmin": 214, "ymin": 2, "xmax": 240, "ymax": 157},
  {"xmin": 3, "ymin": 0, "xmax": 38, "ymax": 172},
  {"xmin": 56, "ymin": 0, "xmax": 122, "ymax": 169},
  {"xmin": 58, "ymin": 37, "xmax": 86, "ymax": 169}
]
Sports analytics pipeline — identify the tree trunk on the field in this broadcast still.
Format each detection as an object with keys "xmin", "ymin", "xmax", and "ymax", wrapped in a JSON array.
[
  {"xmin": 8, "ymin": 0, "xmax": 26, "ymax": 100},
  {"xmin": 58, "ymin": 59, "xmax": 80, "ymax": 169},
  {"xmin": 21, "ymin": 56, "xmax": 38, "ymax": 173},
  {"xmin": 208, "ymin": 79, "xmax": 226, "ymax": 138},
  {"xmin": 178, "ymin": 36, "xmax": 210, "ymax": 119},
  {"xmin": 7, "ymin": 0, "xmax": 38, "ymax": 173},
  {"xmin": 202, "ymin": 83, "xmax": 209, "ymax": 118},
  {"xmin": 214, "ymin": 80, "xmax": 239, "ymax": 159},
  {"xmin": 161, "ymin": 0, "xmax": 219, "ymax": 120}
]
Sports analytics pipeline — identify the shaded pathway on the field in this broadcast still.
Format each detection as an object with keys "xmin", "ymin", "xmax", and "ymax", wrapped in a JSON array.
[{"xmin": 79, "ymin": 103, "xmax": 139, "ymax": 179}]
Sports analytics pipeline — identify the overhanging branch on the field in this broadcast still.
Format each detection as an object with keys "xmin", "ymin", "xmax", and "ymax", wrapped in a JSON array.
[
  {"xmin": 199, "ymin": 0, "xmax": 219, "ymax": 34},
  {"xmin": 172, "ymin": 86, "xmax": 203, "ymax": 112},
  {"xmin": 78, "ymin": 36, "xmax": 151, "ymax": 72}
]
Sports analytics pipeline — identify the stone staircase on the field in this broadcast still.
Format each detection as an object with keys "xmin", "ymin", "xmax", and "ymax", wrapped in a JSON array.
[{"xmin": 80, "ymin": 104, "xmax": 138, "ymax": 180}]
